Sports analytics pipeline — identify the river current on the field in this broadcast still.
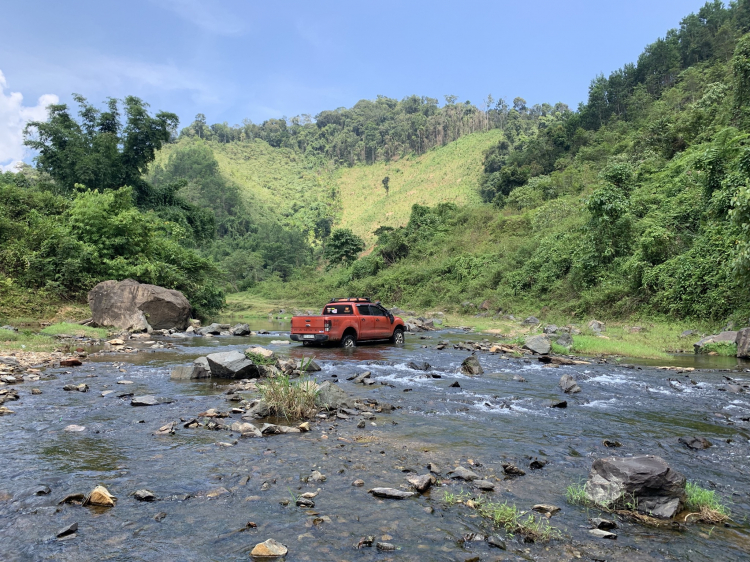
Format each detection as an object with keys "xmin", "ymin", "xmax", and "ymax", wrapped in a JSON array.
[{"xmin": 1, "ymin": 323, "xmax": 749, "ymax": 561}]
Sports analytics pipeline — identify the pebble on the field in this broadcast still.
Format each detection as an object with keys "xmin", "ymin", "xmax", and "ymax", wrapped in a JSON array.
[
  {"xmin": 64, "ymin": 425, "xmax": 86, "ymax": 432},
  {"xmin": 352, "ymin": 479, "xmax": 365, "ymax": 487}
]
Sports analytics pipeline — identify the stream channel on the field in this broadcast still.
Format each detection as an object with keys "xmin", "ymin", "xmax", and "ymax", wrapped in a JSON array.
[{"xmin": 1, "ymin": 322, "xmax": 750, "ymax": 561}]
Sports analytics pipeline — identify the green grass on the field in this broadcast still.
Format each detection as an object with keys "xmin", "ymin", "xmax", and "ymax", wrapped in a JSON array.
[
  {"xmin": 699, "ymin": 342, "xmax": 737, "ymax": 356},
  {"xmin": 550, "ymin": 342, "xmax": 570, "ymax": 354},
  {"xmin": 442, "ymin": 490, "xmax": 559, "ymax": 542},
  {"xmin": 336, "ymin": 129, "xmax": 504, "ymax": 245},
  {"xmin": 257, "ymin": 374, "xmax": 319, "ymax": 420},
  {"xmin": 0, "ymin": 330, "xmax": 57, "ymax": 352},
  {"xmin": 571, "ymin": 335, "xmax": 672, "ymax": 359},
  {"xmin": 40, "ymin": 323, "xmax": 108, "ymax": 339},
  {"xmin": 685, "ymin": 482, "xmax": 731, "ymax": 523},
  {"xmin": 245, "ymin": 351, "xmax": 277, "ymax": 365},
  {"xmin": 565, "ymin": 482, "xmax": 588, "ymax": 506}
]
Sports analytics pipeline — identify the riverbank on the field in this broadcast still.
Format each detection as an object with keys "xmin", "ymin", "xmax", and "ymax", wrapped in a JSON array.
[{"xmin": 221, "ymin": 293, "xmax": 722, "ymax": 361}]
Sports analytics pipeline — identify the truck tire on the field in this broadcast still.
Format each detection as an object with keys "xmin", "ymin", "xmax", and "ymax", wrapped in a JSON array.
[
  {"xmin": 340, "ymin": 333, "xmax": 357, "ymax": 348},
  {"xmin": 390, "ymin": 327, "xmax": 405, "ymax": 345}
]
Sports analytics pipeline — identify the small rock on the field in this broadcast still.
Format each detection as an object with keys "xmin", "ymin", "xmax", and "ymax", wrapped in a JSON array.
[
  {"xmin": 60, "ymin": 358, "xmax": 82, "ymax": 367},
  {"xmin": 449, "ymin": 381, "xmax": 461, "ymax": 388},
  {"xmin": 251, "ymin": 538, "xmax": 288, "ymax": 557},
  {"xmin": 357, "ymin": 419, "xmax": 365, "ymax": 428},
  {"xmin": 589, "ymin": 528, "xmax": 617, "ymax": 539},
  {"xmin": 603, "ymin": 439, "xmax": 622, "ymax": 447},
  {"xmin": 352, "ymin": 479, "xmax": 365, "ymax": 487},
  {"xmin": 529, "ymin": 458, "xmax": 547, "ymax": 470},
  {"xmin": 31, "ymin": 388, "xmax": 42, "ymax": 395},
  {"xmin": 532, "ymin": 504, "xmax": 560, "ymax": 516},
  {"xmin": 368, "ymin": 487, "xmax": 416, "ymax": 499},
  {"xmin": 133, "ymin": 489, "xmax": 156, "ymax": 502},
  {"xmin": 588, "ymin": 320, "xmax": 605, "ymax": 333},
  {"xmin": 502, "ymin": 463, "xmax": 525, "ymax": 477},
  {"xmin": 376, "ymin": 542, "xmax": 396, "ymax": 551},
  {"xmin": 679, "ymin": 436, "xmax": 712, "ymax": 450},
  {"xmin": 295, "ymin": 497, "xmax": 315, "ymax": 508},
  {"xmin": 448, "ymin": 466, "xmax": 479, "ymax": 481},
  {"xmin": 309, "ymin": 470, "xmax": 327, "ymax": 482},
  {"xmin": 550, "ymin": 400, "xmax": 567, "ymax": 408},
  {"xmin": 407, "ymin": 474, "xmax": 435, "ymax": 493},
  {"xmin": 427, "ymin": 462, "xmax": 441, "ymax": 474},
  {"xmin": 523, "ymin": 316, "xmax": 539, "ymax": 325},
  {"xmin": 64, "ymin": 425, "xmax": 86, "ymax": 432},
  {"xmin": 523, "ymin": 334, "xmax": 551, "ymax": 355},
  {"xmin": 591, "ymin": 517, "xmax": 617, "ymax": 530},
  {"xmin": 473, "ymin": 479, "xmax": 495, "ymax": 491},
  {"xmin": 154, "ymin": 512, "xmax": 167, "ymax": 522},
  {"xmin": 56, "ymin": 522, "xmax": 78, "ymax": 538},
  {"xmin": 513, "ymin": 374, "xmax": 526, "ymax": 382},
  {"xmin": 487, "ymin": 535, "xmax": 506, "ymax": 549},
  {"xmin": 83, "ymin": 485, "xmax": 116, "ymax": 507},
  {"xmin": 559, "ymin": 374, "xmax": 581, "ymax": 394}
]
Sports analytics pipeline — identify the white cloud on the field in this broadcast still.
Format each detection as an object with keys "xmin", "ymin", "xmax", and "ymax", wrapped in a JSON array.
[
  {"xmin": 152, "ymin": 0, "xmax": 246, "ymax": 36},
  {"xmin": 0, "ymin": 69, "xmax": 58, "ymax": 172}
]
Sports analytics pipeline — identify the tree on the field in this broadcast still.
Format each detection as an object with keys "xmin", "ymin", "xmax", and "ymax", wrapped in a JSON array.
[
  {"xmin": 324, "ymin": 228, "xmax": 364, "ymax": 267},
  {"xmin": 24, "ymin": 95, "xmax": 178, "ymax": 203},
  {"xmin": 382, "ymin": 176, "xmax": 390, "ymax": 195}
]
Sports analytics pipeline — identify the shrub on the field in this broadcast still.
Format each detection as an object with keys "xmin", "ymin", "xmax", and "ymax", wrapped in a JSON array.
[{"xmin": 257, "ymin": 374, "xmax": 319, "ymax": 420}]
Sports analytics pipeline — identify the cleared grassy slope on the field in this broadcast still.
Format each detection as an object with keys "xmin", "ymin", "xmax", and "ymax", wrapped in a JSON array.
[
  {"xmin": 334, "ymin": 129, "xmax": 504, "ymax": 244},
  {"xmin": 152, "ymin": 139, "xmax": 338, "ymax": 232}
]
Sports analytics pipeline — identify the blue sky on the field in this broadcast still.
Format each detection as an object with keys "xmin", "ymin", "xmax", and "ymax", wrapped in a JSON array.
[{"xmin": 1, "ymin": 0, "xmax": 711, "ymax": 168}]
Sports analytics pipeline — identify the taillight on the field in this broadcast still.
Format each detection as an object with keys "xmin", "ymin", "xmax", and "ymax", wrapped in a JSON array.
[{"xmin": 324, "ymin": 320, "xmax": 331, "ymax": 332}]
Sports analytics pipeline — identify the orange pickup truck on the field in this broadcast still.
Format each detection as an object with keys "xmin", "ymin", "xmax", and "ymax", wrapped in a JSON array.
[{"xmin": 290, "ymin": 298, "xmax": 406, "ymax": 347}]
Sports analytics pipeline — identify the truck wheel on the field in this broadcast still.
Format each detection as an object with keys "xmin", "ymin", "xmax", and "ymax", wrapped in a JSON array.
[
  {"xmin": 340, "ymin": 334, "xmax": 357, "ymax": 348},
  {"xmin": 390, "ymin": 327, "xmax": 405, "ymax": 345}
]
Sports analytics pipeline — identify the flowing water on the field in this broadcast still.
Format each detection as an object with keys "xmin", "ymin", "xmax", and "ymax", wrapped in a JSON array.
[{"xmin": 2, "ymin": 324, "xmax": 750, "ymax": 561}]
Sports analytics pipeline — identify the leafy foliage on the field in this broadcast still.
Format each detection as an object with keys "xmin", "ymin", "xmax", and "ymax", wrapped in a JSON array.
[{"xmin": 324, "ymin": 229, "xmax": 364, "ymax": 267}]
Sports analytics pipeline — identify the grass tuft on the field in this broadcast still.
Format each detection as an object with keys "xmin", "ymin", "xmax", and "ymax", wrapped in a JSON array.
[
  {"xmin": 699, "ymin": 342, "xmax": 737, "ymax": 356},
  {"xmin": 685, "ymin": 482, "xmax": 731, "ymax": 524},
  {"xmin": 257, "ymin": 374, "xmax": 319, "ymax": 420},
  {"xmin": 245, "ymin": 351, "xmax": 277, "ymax": 365},
  {"xmin": 565, "ymin": 482, "xmax": 588, "ymax": 506},
  {"xmin": 443, "ymin": 489, "xmax": 559, "ymax": 542}
]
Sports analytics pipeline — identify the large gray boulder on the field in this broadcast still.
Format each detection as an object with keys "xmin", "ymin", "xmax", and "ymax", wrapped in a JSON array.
[
  {"xmin": 206, "ymin": 351, "xmax": 259, "ymax": 379},
  {"xmin": 694, "ymin": 331, "xmax": 738, "ymax": 353},
  {"xmin": 736, "ymin": 328, "xmax": 750, "ymax": 358},
  {"xmin": 523, "ymin": 334, "xmax": 551, "ymax": 355},
  {"xmin": 229, "ymin": 323, "xmax": 251, "ymax": 336},
  {"xmin": 584, "ymin": 455, "xmax": 686, "ymax": 518},
  {"xmin": 88, "ymin": 279, "xmax": 191, "ymax": 331}
]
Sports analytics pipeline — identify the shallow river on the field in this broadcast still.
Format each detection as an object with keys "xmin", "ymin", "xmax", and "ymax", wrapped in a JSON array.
[{"xmin": 2, "ymin": 324, "xmax": 750, "ymax": 561}]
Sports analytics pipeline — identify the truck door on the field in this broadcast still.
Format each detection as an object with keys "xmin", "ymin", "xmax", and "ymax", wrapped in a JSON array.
[
  {"xmin": 356, "ymin": 304, "xmax": 376, "ymax": 339},
  {"xmin": 369, "ymin": 304, "xmax": 392, "ymax": 338}
]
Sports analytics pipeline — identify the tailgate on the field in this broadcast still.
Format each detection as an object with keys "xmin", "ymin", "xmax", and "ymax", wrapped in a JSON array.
[{"xmin": 291, "ymin": 316, "xmax": 326, "ymax": 335}]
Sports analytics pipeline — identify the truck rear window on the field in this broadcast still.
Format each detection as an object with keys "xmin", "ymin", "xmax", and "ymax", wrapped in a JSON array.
[{"xmin": 323, "ymin": 304, "xmax": 354, "ymax": 315}]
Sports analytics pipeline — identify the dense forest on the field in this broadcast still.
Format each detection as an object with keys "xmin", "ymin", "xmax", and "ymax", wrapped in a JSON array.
[{"xmin": 4, "ymin": 0, "xmax": 750, "ymax": 323}]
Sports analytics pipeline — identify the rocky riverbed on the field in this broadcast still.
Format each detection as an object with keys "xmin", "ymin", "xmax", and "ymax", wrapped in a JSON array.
[{"xmin": 1, "ymin": 323, "xmax": 749, "ymax": 561}]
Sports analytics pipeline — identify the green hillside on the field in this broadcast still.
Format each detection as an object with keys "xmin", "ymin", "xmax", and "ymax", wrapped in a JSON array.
[
  {"xmin": 151, "ymin": 138, "xmax": 337, "ymax": 235},
  {"xmin": 334, "ymin": 129, "xmax": 503, "ymax": 245}
]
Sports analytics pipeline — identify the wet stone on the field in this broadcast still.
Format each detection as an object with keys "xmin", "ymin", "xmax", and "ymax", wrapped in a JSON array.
[
  {"xmin": 56, "ymin": 522, "xmax": 78, "ymax": 538},
  {"xmin": 589, "ymin": 528, "xmax": 617, "ymax": 539},
  {"xmin": 591, "ymin": 517, "xmax": 617, "ymax": 530},
  {"xmin": 502, "ymin": 463, "xmax": 525, "ymax": 477},
  {"xmin": 368, "ymin": 487, "xmax": 416, "ymax": 499},
  {"xmin": 352, "ymin": 479, "xmax": 365, "ymax": 487},
  {"xmin": 679, "ymin": 436, "xmax": 712, "ymax": 450},
  {"xmin": 448, "ymin": 466, "xmax": 479, "ymax": 481},
  {"xmin": 134, "ymin": 489, "xmax": 156, "ymax": 502},
  {"xmin": 532, "ymin": 504, "xmax": 560, "ymax": 516},
  {"xmin": 407, "ymin": 474, "xmax": 435, "ymax": 492},
  {"xmin": 473, "ymin": 479, "xmax": 495, "ymax": 491},
  {"xmin": 251, "ymin": 538, "xmax": 288, "ymax": 557}
]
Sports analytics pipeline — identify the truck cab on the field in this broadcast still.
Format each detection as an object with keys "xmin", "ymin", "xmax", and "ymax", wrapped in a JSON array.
[{"xmin": 290, "ymin": 298, "xmax": 405, "ymax": 347}]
